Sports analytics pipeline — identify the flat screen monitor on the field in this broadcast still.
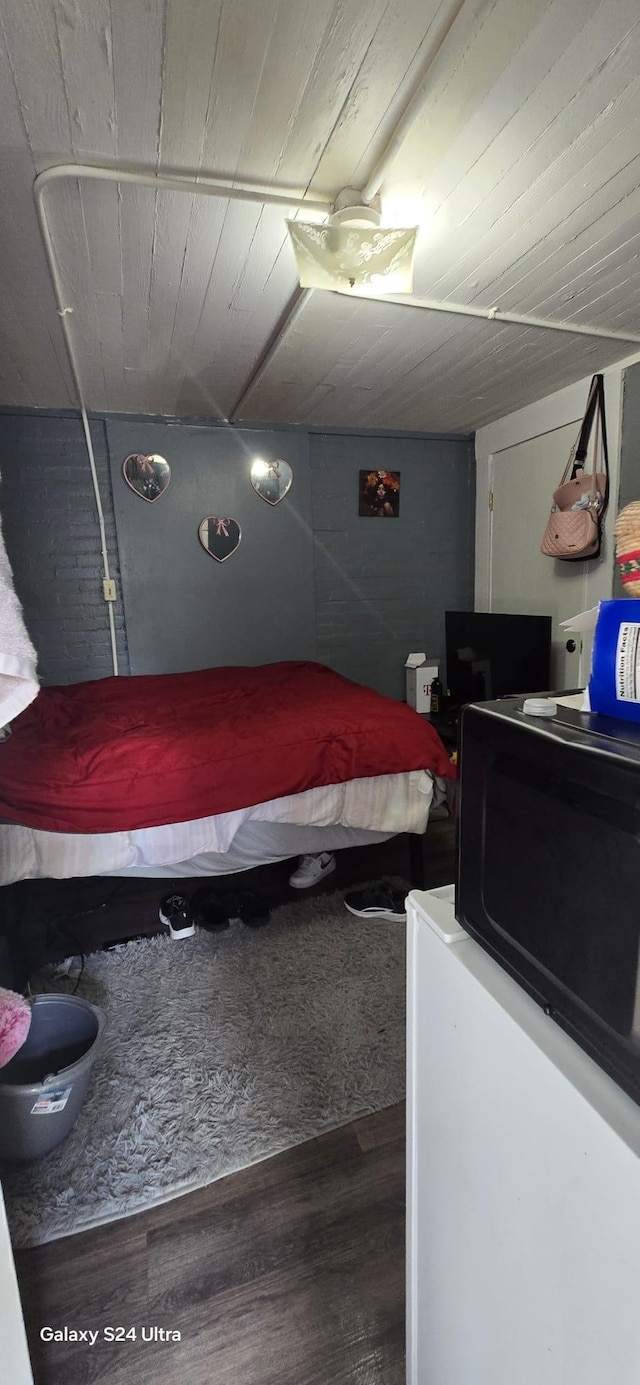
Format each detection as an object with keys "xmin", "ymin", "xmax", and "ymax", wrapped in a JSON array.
[{"xmin": 445, "ymin": 610, "xmax": 552, "ymax": 708}]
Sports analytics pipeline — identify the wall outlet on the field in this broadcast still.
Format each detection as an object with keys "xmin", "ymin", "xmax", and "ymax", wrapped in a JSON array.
[{"xmin": 102, "ymin": 578, "xmax": 117, "ymax": 602}]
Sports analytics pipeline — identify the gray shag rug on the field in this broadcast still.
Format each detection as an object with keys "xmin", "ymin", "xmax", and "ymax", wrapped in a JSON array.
[{"xmin": 3, "ymin": 891, "xmax": 405, "ymax": 1249}]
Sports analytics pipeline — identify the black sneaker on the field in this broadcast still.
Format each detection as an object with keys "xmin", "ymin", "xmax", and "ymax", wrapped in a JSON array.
[
  {"xmin": 190, "ymin": 887, "xmax": 230, "ymax": 934},
  {"xmin": 222, "ymin": 889, "xmax": 271, "ymax": 929},
  {"xmin": 343, "ymin": 884, "xmax": 407, "ymax": 922},
  {"xmin": 159, "ymin": 894, "xmax": 195, "ymax": 939}
]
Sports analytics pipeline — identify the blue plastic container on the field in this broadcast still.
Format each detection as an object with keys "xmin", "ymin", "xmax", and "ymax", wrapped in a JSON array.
[{"xmin": 589, "ymin": 599, "xmax": 640, "ymax": 722}]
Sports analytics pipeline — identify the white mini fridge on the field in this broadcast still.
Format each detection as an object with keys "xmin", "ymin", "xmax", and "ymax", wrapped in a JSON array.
[{"xmin": 406, "ymin": 885, "xmax": 640, "ymax": 1385}]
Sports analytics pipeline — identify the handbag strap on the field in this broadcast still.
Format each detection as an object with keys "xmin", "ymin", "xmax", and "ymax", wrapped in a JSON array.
[
  {"xmin": 556, "ymin": 376, "xmax": 598, "ymax": 489},
  {"xmin": 574, "ymin": 375, "xmax": 601, "ymax": 467},
  {"xmin": 596, "ymin": 375, "xmax": 610, "ymax": 512},
  {"xmin": 566, "ymin": 374, "xmax": 610, "ymax": 511}
]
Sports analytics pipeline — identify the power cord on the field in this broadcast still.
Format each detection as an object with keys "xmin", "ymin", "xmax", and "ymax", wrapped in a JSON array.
[{"xmin": 27, "ymin": 882, "xmax": 133, "ymax": 995}]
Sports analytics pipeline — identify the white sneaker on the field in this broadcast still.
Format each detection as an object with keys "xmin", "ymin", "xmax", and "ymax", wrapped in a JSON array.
[
  {"xmin": 343, "ymin": 884, "xmax": 407, "ymax": 922},
  {"xmin": 288, "ymin": 852, "xmax": 336, "ymax": 889}
]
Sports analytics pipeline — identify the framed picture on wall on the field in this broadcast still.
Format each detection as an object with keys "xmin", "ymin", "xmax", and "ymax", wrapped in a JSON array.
[{"xmin": 358, "ymin": 470, "xmax": 401, "ymax": 518}]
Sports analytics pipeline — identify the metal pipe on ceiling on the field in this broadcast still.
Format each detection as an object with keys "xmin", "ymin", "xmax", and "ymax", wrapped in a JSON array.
[
  {"xmin": 341, "ymin": 290, "xmax": 640, "ymax": 345},
  {"xmin": 227, "ymin": 0, "xmax": 485, "ymax": 420},
  {"xmin": 33, "ymin": 164, "xmax": 333, "ymax": 674},
  {"xmin": 228, "ymin": 286, "xmax": 640, "ymax": 425},
  {"xmin": 362, "ymin": 0, "xmax": 477, "ymax": 204},
  {"xmin": 34, "ymin": 172, "xmax": 120, "ymax": 677},
  {"xmin": 32, "ymin": 114, "xmax": 640, "ymax": 670},
  {"xmin": 34, "ymin": 163, "xmax": 333, "ymax": 213},
  {"xmin": 227, "ymin": 286, "xmax": 313, "ymax": 423},
  {"xmin": 225, "ymin": 0, "xmax": 640, "ymax": 421}
]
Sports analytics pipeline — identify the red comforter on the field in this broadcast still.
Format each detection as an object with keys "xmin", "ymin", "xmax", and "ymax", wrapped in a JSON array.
[{"xmin": 0, "ymin": 661, "xmax": 453, "ymax": 834}]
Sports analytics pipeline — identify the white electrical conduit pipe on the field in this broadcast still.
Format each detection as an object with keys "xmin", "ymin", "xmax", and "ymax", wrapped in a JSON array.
[
  {"xmin": 362, "ymin": 0, "xmax": 472, "ymax": 204},
  {"xmin": 341, "ymin": 290, "xmax": 640, "ymax": 345},
  {"xmin": 33, "ymin": 160, "xmax": 640, "ymax": 667},
  {"xmin": 225, "ymin": 12, "xmax": 480, "ymax": 418},
  {"xmin": 33, "ymin": 166, "xmax": 333, "ymax": 676},
  {"xmin": 228, "ymin": 286, "xmax": 313, "ymax": 422},
  {"xmin": 227, "ymin": 282, "xmax": 640, "ymax": 423},
  {"xmin": 34, "ymin": 176, "xmax": 120, "ymax": 676},
  {"xmin": 230, "ymin": 0, "xmax": 478, "ymax": 419},
  {"xmin": 34, "ymin": 162, "xmax": 333, "ymax": 212},
  {"xmin": 229, "ymin": 0, "xmax": 640, "ymax": 417}
]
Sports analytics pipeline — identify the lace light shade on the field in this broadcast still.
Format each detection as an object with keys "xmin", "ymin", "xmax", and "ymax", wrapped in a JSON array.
[{"xmin": 286, "ymin": 220, "xmax": 418, "ymax": 293}]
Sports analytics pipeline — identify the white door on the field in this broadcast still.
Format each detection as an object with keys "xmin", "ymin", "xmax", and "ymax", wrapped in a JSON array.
[{"xmin": 490, "ymin": 422, "xmax": 588, "ymax": 690}]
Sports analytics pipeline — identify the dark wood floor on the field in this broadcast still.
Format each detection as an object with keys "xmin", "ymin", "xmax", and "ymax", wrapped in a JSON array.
[
  {"xmin": 9, "ymin": 817, "xmax": 455, "ymax": 1384},
  {"xmin": 15, "ymin": 1103, "xmax": 406, "ymax": 1385}
]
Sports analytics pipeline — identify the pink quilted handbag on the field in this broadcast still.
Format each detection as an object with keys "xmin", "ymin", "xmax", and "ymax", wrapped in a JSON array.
[
  {"xmin": 540, "ymin": 508, "xmax": 600, "ymax": 559},
  {"xmin": 540, "ymin": 374, "xmax": 609, "ymax": 562}
]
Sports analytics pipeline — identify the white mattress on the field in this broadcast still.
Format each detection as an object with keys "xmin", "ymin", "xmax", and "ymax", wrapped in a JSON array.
[{"xmin": 0, "ymin": 770, "xmax": 439, "ymax": 884}]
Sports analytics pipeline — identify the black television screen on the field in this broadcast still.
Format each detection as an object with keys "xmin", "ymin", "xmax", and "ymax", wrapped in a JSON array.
[{"xmin": 445, "ymin": 611, "xmax": 552, "ymax": 707}]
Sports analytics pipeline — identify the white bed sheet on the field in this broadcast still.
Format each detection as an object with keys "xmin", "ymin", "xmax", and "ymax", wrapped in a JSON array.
[
  {"xmin": 0, "ymin": 770, "xmax": 439, "ymax": 885},
  {"xmin": 102, "ymin": 821, "xmax": 398, "ymax": 878}
]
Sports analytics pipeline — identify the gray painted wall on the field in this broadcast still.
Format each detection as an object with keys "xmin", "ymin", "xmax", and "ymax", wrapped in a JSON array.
[
  {"xmin": 0, "ymin": 412, "xmax": 129, "ymax": 684},
  {"xmin": 619, "ymin": 363, "xmax": 640, "ymax": 510},
  {"xmin": 107, "ymin": 421, "xmax": 316, "ymax": 674},
  {"xmin": 0, "ymin": 410, "xmax": 475, "ymax": 699},
  {"xmin": 614, "ymin": 363, "xmax": 640, "ymax": 597},
  {"xmin": 311, "ymin": 433, "xmax": 475, "ymax": 698}
]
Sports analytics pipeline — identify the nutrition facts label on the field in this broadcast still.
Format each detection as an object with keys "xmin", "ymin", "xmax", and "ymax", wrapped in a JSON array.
[{"xmin": 615, "ymin": 622, "xmax": 640, "ymax": 702}]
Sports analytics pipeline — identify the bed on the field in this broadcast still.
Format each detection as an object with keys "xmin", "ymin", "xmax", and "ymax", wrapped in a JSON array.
[{"xmin": 0, "ymin": 660, "xmax": 454, "ymax": 886}]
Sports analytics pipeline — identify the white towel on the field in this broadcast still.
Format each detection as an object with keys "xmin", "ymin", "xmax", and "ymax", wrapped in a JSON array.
[{"xmin": 0, "ymin": 504, "xmax": 39, "ymax": 726}]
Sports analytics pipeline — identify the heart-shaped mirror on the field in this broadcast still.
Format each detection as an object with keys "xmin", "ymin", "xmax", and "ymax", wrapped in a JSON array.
[
  {"xmin": 123, "ymin": 453, "xmax": 171, "ymax": 503},
  {"xmin": 250, "ymin": 457, "xmax": 293, "ymax": 506},
  {"xmin": 198, "ymin": 516, "xmax": 242, "ymax": 563}
]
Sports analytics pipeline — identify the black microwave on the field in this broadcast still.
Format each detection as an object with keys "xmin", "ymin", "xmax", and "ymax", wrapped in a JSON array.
[{"xmin": 456, "ymin": 696, "xmax": 640, "ymax": 1107}]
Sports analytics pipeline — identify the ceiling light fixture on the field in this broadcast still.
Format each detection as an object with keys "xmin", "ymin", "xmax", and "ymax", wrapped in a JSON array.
[{"xmin": 286, "ymin": 188, "xmax": 418, "ymax": 294}]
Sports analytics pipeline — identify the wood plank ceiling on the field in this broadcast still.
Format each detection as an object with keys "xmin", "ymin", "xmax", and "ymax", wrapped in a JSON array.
[{"xmin": 1, "ymin": 0, "xmax": 640, "ymax": 434}]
